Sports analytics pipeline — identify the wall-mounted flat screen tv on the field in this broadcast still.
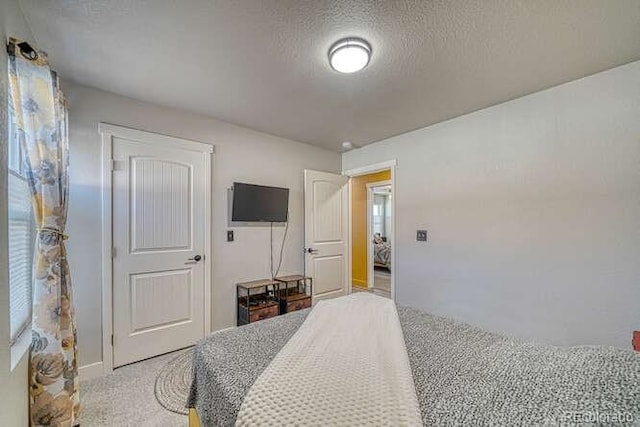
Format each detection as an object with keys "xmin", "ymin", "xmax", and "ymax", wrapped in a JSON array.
[{"xmin": 232, "ymin": 182, "xmax": 289, "ymax": 222}]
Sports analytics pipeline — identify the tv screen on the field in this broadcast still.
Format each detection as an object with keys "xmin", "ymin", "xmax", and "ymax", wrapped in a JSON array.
[{"xmin": 232, "ymin": 182, "xmax": 289, "ymax": 222}]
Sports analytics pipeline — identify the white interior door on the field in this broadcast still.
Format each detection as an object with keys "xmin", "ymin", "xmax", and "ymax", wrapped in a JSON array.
[
  {"xmin": 304, "ymin": 170, "xmax": 349, "ymax": 301},
  {"xmin": 112, "ymin": 134, "xmax": 210, "ymax": 367}
]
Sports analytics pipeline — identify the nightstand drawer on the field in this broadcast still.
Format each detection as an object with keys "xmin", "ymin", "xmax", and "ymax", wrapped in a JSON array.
[
  {"xmin": 249, "ymin": 304, "xmax": 279, "ymax": 322},
  {"xmin": 287, "ymin": 297, "xmax": 311, "ymax": 312}
]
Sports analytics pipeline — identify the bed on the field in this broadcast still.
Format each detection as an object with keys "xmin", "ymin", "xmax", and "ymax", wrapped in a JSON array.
[
  {"xmin": 373, "ymin": 235, "xmax": 391, "ymax": 269},
  {"xmin": 188, "ymin": 304, "xmax": 640, "ymax": 426}
]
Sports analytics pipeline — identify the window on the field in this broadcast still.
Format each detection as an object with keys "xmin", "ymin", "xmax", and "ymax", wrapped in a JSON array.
[
  {"xmin": 8, "ymin": 99, "xmax": 35, "ymax": 346},
  {"xmin": 372, "ymin": 194, "xmax": 386, "ymax": 236}
]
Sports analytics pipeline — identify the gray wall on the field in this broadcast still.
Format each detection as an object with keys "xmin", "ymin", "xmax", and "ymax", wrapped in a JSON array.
[
  {"xmin": 0, "ymin": 1, "xmax": 34, "ymax": 425},
  {"xmin": 343, "ymin": 60, "xmax": 640, "ymax": 349},
  {"xmin": 62, "ymin": 83, "xmax": 341, "ymax": 367}
]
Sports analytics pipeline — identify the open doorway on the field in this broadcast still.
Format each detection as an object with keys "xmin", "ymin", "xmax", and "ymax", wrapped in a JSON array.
[
  {"xmin": 344, "ymin": 161, "xmax": 396, "ymax": 300},
  {"xmin": 368, "ymin": 182, "xmax": 392, "ymax": 298}
]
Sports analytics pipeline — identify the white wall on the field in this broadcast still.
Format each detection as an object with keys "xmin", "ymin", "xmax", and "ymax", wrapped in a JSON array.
[
  {"xmin": 62, "ymin": 83, "xmax": 341, "ymax": 367},
  {"xmin": 344, "ymin": 61, "xmax": 640, "ymax": 349},
  {"xmin": 0, "ymin": 1, "xmax": 34, "ymax": 425}
]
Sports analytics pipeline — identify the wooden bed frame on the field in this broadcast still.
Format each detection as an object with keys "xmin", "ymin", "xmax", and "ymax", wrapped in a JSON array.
[{"xmin": 374, "ymin": 261, "xmax": 390, "ymax": 270}]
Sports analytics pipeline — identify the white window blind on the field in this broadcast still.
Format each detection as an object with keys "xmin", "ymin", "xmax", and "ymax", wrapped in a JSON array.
[
  {"xmin": 8, "ymin": 99, "xmax": 35, "ymax": 345},
  {"xmin": 8, "ymin": 171, "xmax": 34, "ymax": 343},
  {"xmin": 372, "ymin": 195, "xmax": 385, "ymax": 236}
]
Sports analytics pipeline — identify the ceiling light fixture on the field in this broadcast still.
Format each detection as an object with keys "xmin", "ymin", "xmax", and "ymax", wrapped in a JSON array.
[{"xmin": 329, "ymin": 37, "xmax": 371, "ymax": 74}]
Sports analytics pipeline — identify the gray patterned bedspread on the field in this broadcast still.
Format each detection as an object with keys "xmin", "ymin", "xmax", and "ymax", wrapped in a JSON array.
[
  {"xmin": 374, "ymin": 241, "xmax": 391, "ymax": 268},
  {"xmin": 188, "ymin": 306, "xmax": 640, "ymax": 426}
]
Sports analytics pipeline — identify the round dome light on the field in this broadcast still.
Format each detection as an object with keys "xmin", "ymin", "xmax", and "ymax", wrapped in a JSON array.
[
  {"xmin": 328, "ymin": 38, "xmax": 371, "ymax": 73},
  {"xmin": 342, "ymin": 141, "xmax": 354, "ymax": 151}
]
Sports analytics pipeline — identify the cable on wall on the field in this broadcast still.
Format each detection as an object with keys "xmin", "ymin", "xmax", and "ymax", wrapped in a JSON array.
[{"xmin": 270, "ymin": 217, "xmax": 290, "ymax": 280}]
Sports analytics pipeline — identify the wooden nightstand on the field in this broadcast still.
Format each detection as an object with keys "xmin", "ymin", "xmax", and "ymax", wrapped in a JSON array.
[
  {"xmin": 236, "ymin": 279, "xmax": 280, "ymax": 326},
  {"xmin": 275, "ymin": 275, "xmax": 313, "ymax": 314}
]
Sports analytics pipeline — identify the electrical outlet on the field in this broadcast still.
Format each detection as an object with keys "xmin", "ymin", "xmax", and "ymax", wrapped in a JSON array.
[
  {"xmin": 417, "ymin": 230, "xmax": 428, "ymax": 242},
  {"xmin": 227, "ymin": 230, "xmax": 234, "ymax": 242}
]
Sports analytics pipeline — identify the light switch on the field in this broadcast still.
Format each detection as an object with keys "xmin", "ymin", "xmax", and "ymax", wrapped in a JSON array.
[{"xmin": 227, "ymin": 230, "xmax": 234, "ymax": 242}]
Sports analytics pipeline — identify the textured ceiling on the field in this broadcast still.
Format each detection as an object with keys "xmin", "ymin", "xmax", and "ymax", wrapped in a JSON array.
[{"xmin": 18, "ymin": 0, "xmax": 640, "ymax": 151}]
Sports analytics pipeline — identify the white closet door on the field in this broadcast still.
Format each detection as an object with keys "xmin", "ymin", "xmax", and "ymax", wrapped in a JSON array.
[{"xmin": 112, "ymin": 135, "xmax": 210, "ymax": 367}]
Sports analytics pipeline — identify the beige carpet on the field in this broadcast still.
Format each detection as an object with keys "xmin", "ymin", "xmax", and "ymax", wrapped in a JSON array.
[{"xmin": 79, "ymin": 350, "xmax": 189, "ymax": 426}]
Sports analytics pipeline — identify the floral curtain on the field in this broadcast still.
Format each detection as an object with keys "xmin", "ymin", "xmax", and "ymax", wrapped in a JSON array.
[{"xmin": 7, "ymin": 38, "xmax": 79, "ymax": 426}]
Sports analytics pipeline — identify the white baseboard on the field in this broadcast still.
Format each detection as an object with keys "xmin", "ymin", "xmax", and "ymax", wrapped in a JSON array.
[
  {"xmin": 79, "ymin": 361, "xmax": 104, "ymax": 382},
  {"xmin": 78, "ymin": 332, "xmax": 235, "ymax": 382}
]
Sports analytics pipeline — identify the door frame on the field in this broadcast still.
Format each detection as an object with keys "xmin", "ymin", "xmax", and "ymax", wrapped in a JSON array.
[
  {"xmin": 366, "ymin": 180, "xmax": 392, "ymax": 290},
  {"xmin": 343, "ymin": 159, "xmax": 397, "ymax": 301},
  {"xmin": 99, "ymin": 123, "xmax": 213, "ymax": 375}
]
